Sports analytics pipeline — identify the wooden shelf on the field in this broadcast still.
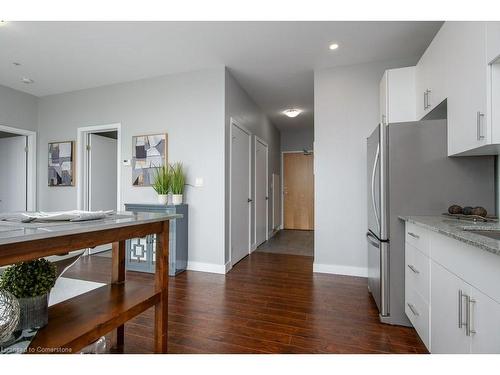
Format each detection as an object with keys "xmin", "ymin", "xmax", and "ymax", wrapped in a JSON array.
[{"xmin": 28, "ymin": 281, "xmax": 160, "ymax": 353}]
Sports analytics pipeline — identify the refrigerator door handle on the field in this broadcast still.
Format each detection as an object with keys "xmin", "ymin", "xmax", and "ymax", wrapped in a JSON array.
[
  {"xmin": 371, "ymin": 143, "xmax": 381, "ymax": 232},
  {"xmin": 366, "ymin": 232, "xmax": 380, "ymax": 248}
]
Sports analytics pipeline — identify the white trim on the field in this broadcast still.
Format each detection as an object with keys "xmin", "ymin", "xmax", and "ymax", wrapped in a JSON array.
[
  {"xmin": 280, "ymin": 150, "xmax": 312, "ymax": 230},
  {"xmin": 187, "ymin": 261, "xmax": 229, "ymax": 274},
  {"xmin": 228, "ymin": 118, "xmax": 252, "ymax": 266},
  {"xmin": 0, "ymin": 125, "xmax": 37, "ymax": 211},
  {"xmin": 76, "ymin": 123, "xmax": 121, "ymax": 211},
  {"xmin": 253, "ymin": 135, "xmax": 269, "ymax": 248},
  {"xmin": 313, "ymin": 263, "xmax": 368, "ymax": 278}
]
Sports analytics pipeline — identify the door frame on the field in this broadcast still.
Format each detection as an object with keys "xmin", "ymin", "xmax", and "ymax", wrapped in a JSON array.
[
  {"xmin": 281, "ymin": 150, "xmax": 314, "ymax": 230},
  {"xmin": 76, "ymin": 123, "xmax": 121, "ymax": 211},
  {"xmin": 0, "ymin": 124, "xmax": 37, "ymax": 211},
  {"xmin": 229, "ymin": 118, "xmax": 252, "ymax": 267},
  {"xmin": 254, "ymin": 135, "xmax": 269, "ymax": 248}
]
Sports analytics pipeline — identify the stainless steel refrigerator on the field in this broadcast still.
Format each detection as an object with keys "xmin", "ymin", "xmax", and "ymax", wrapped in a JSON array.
[{"xmin": 366, "ymin": 119, "xmax": 495, "ymax": 326}]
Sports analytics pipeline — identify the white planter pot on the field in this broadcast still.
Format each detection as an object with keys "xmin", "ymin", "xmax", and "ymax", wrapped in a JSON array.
[
  {"xmin": 157, "ymin": 194, "xmax": 168, "ymax": 205},
  {"xmin": 172, "ymin": 194, "xmax": 183, "ymax": 205}
]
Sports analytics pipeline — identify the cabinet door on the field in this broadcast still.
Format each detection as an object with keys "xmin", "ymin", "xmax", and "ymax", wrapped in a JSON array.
[
  {"xmin": 469, "ymin": 286, "xmax": 500, "ymax": 353},
  {"xmin": 487, "ymin": 21, "xmax": 500, "ymax": 63},
  {"xmin": 446, "ymin": 22, "xmax": 489, "ymax": 155},
  {"xmin": 430, "ymin": 260, "xmax": 470, "ymax": 353},
  {"xmin": 415, "ymin": 23, "xmax": 447, "ymax": 120},
  {"xmin": 415, "ymin": 49, "xmax": 429, "ymax": 120}
]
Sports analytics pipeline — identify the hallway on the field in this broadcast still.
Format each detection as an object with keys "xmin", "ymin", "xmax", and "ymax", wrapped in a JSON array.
[{"xmin": 256, "ymin": 230, "xmax": 314, "ymax": 257}]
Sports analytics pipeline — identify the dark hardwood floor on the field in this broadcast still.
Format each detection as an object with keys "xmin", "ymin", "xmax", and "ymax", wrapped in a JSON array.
[{"xmin": 63, "ymin": 252, "xmax": 427, "ymax": 354}]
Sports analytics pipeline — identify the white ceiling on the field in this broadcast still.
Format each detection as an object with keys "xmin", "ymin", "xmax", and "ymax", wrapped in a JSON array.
[{"xmin": 0, "ymin": 21, "xmax": 442, "ymax": 130}]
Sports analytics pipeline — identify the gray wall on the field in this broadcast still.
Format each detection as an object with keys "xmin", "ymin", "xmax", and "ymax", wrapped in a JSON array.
[
  {"xmin": 0, "ymin": 84, "xmax": 38, "ymax": 131},
  {"xmin": 224, "ymin": 69, "xmax": 281, "ymax": 264},
  {"xmin": 281, "ymin": 128, "xmax": 314, "ymax": 151},
  {"xmin": 314, "ymin": 58, "xmax": 417, "ymax": 276},
  {"xmin": 37, "ymin": 67, "xmax": 227, "ymax": 269}
]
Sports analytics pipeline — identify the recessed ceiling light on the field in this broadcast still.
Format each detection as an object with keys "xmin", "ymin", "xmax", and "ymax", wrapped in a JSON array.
[
  {"xmin": 329, "ymin": 43, "xmax": 339, "ymax": 50},
  {"xmin": 283, "ymin": 109, "xmax": 302, "ymax": 118},
  {"xmin": 21, "ymin": 77, "xmax": 34, "ymax": 84}
]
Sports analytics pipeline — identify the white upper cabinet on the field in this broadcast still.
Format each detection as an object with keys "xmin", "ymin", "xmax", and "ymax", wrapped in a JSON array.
[
  {"xmin": 379, "ymin": 66, "xmax": 416, "ymax": 124},
  {"xmin": 445, "ymin": 22, "xmax": 489, "ymax": 155},
  {"xmin": 415, "ymin": 24, "xmax": 448, "ymax": 120},
  {"xmin": 414, "ymin": 21, "xmax": 500, "ymax": 156}
]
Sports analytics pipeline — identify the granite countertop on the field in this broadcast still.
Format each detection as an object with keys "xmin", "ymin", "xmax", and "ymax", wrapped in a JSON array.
[
  {"xmin": 399, "ymin": 215, "xmax": 500, "ymax": 256},
  {"xmin": 0, "ymin": 211, "xmax": 181, "ymax": 246}
]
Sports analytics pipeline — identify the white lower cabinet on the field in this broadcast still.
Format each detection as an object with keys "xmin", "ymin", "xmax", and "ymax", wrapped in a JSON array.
[
  {"xmin": 405, "ymin": 222, "xmax": 500, "ymax": 353},
  {"xmin": 430, "ymin": 260, "xmax": 469, "ymax": 353},
  {"xmin": 469, "ymin": 286, "xmax": 500, "ymax": 353}
]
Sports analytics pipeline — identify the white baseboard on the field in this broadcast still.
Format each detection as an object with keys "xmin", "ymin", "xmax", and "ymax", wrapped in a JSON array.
[
  {"xmin": 313, "ymin": 263, "xmax": 367, "ymax": 277},
  {"xmin": 187, "ymin": 261, "xmax": 229, "ymax": 274}
]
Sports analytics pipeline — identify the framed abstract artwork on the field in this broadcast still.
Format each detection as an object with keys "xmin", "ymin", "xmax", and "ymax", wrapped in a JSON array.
[
  {"xmin": 48, "ymin": 141, "xmax": 74, "ymax": 186},
  {"xmin": 132, "ymin": 133, "xmax": 168, "ymax": 186}
]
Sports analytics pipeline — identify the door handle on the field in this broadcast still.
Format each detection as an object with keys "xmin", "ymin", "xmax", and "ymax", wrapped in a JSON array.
[
  {"xmin": 458, "ymin": 289, "xmax": 467, "ymax": 329},
  {"xmin": 407, "ymin": 303, "xmax": 420, "ymax": 317},
  {"xmin": 366, "ymin": 232, "xmax": 380, "ymax": 248},
  {"xmin": 265, "ymin": 196, "xmax": 269, "ymax": 200},
  {"xmin": 407, "ymin": 264, "xmax": 420, "ymax": 274},
  {"xmin": 465, "ymin": 295, "xmax": 476, "ymax": 336},
  {"xmin": 407, "ymin": 232, "xmax": 420, "ymax": 239},
  {"xmin": 247, "ymin": 198, "xmax": 252, "ymax": 203},
  {"xmin": 477, "ymin": 111, "xmax": 485, "ymax": 141},
  {"xmin": 371, "ymin": 144, "xmax": 380, "ymax": 232}
]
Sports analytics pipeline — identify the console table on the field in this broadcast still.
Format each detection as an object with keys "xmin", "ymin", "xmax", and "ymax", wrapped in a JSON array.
[
  {"xmin": 124, "ymin": 204, "xmax": 188, "ymax": 276},
  {"xmin": 0, "ymin": 212, "xmax": 180, "ymax": 354}
]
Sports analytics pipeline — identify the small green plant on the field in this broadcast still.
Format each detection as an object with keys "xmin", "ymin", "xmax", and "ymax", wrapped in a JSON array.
[
  {"xmin": 0, "ymin": 259, "xmax": 57, "ymax": 298},
  {"xmin": 170, "ymin": 162, "xmax": 186, "ymax": 195},
  {"xmin": 152, "ymin": 165, "xmax": 170, "ymax": 195}
]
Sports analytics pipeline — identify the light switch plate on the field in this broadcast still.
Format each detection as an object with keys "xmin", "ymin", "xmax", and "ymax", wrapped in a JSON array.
[{"xmin": 195, "ymin": 177, "xmax": 204, "ymax": 187}]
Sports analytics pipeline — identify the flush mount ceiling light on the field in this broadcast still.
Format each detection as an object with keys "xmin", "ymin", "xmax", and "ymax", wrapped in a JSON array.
[
  {"xmin": 21, "ymin": 77, "xmax": 34, "ymax": 84},
  {"xmin": 329, "ymin": 43, "xmax": 339, "ymax": 50},
  {"xmin": 283, "ymin": 109, "xmax": 302, "ymax": 118}
]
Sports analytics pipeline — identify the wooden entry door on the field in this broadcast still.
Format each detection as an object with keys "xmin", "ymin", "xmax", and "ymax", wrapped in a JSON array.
[{"xmin": 283, "ymin": 152, "xmax": 314, "ymax": 230}]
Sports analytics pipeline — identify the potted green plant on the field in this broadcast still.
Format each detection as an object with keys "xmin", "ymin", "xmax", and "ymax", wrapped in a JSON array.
[
  {"xmin": 170, "ymin": 162, "xmax": 186, "ymax": 205},
  {"xmin": 0, "ymin": 259, "xmax": 57, "ymax": 330},
  {"xmin": 152, "ymin": 165, "xmax": 171, "ymax": 205}
]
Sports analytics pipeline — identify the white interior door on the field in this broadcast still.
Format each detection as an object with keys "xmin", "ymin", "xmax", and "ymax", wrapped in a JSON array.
[
  {"xmin": 231, "ymin": 122, "xmax": 251, "ymax": 265},
  {"xmin": 89, "ymin": 133, "xmax": 118, "ymax": 211},
  {"xmin": 254, "ymin": 137, "xmax": 268, "ymax": 247},
  {"xmin": 87, "ymin": 133, "xmax": 118, "ymax": 254},
  {"xmin": 0, "ymin": 136, "xmax": 27, "ymax": 212}
]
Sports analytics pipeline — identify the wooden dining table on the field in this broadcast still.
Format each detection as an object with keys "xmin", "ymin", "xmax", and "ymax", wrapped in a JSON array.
[{"xmin": 0, "ymin": 211, "xmax": 181, "ymax": 354}]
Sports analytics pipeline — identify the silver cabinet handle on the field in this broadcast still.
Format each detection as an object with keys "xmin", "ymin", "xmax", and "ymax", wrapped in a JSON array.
[
  {"xmin": 424, "ymin": 91, "xmax": 427, "ymax": 110},
  {"xmin": 466, "ymin": 295, "xmax": 477, "ymax": 336},
  {"xmin": 458, "ymin": 289, "xmax": 466, "ymax": 329},
  {"xmin": 407, "ymin": 264, "xmax": 420, "ymax": 274},
  {"xmin": 426, "ymin": 89, "xmax": 432, "ymax": 109},
  {"xmin": 407, "ymin": 232, "xmax": 420, "ymax": 239},
  {"xmin": 407, "ymin": 303, "xmax": 420, "ymax": 317},
  {"xmin": 477, "ymin": 111, "xmax": 485, "ymax": 141}
]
